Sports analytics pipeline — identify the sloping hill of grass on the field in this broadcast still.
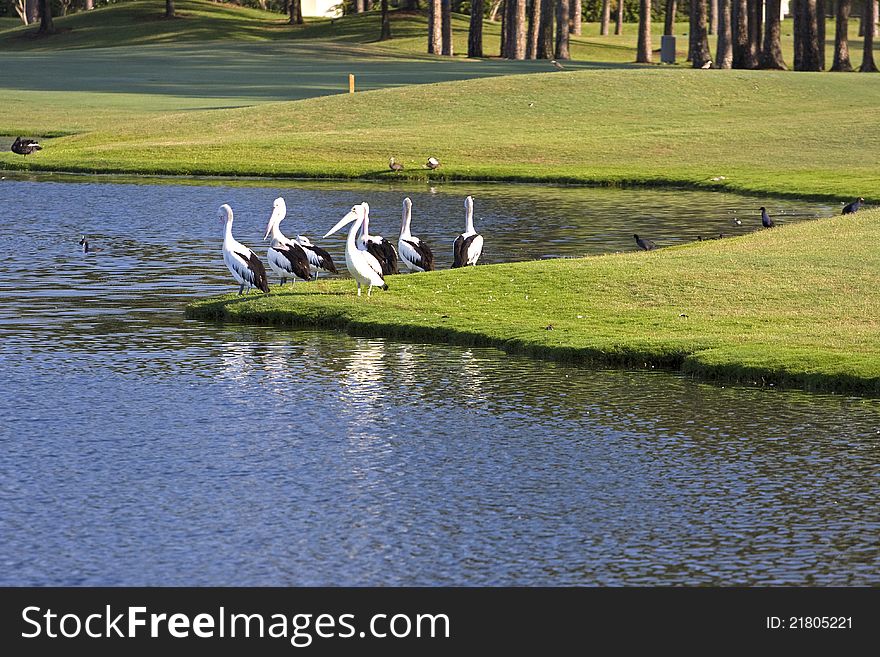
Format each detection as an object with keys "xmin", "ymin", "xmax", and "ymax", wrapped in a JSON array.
[{"xmin": 187, "ymin": 209, "xmax": 880, "ymax": 395}]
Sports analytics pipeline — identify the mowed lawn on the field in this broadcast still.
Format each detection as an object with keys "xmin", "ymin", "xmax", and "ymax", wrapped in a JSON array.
[{"xmin": 188, "ymin": 208, "xmax": 880, "ymax": 394}]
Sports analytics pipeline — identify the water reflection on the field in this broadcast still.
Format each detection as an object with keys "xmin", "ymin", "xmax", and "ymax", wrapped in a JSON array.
[{"xmin": 0, "ymin": 178, "xmax": 877, "ymax": 586}]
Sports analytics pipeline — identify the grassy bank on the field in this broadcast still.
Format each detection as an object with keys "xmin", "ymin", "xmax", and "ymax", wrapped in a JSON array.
[{"xmin": 186, "ymin": 209, "xmax": 880, "ymax": 395}]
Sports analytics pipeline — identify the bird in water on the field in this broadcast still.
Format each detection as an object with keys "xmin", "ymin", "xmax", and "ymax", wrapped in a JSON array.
[
  {"xmin": 452, "ymin": 196, "xmax": 484, "ymax": 268},
  {"xmin": 634, "ymin": 234, "xmax": 656, "ymax": 251},
  {"xmin": 219, "ymin": 204, "xmax": 270, "ymax": 295},
  {"xmin": 842, "ymin": 197, "xmax": 865, "ymax": 215},
  {"xmin": 760, "ymin": 207, "xmax": 775, "ymax": 228},
  {"xmin": 11, "ymin": 137, "xmax": 42, "ymax": 156},
  {"xmin": 79, "ymin": 235, "xmax": 101, "ymax": 253},
  {"xmin": 389, "ymin": 157, "xmax": 403, "ymax": 173},
  {"xmin": 425, "ymin": 157, "xmax": 440, "ymax": 170}
]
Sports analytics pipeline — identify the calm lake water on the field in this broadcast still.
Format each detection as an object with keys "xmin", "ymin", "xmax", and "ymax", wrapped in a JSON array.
[{"xmin": 0, "ymin": 177, "xmax": 877, "ymax": 586}]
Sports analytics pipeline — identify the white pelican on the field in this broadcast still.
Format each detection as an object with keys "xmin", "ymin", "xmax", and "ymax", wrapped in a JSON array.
[
  {"xmin": 452, "ymin": 195, "xmax": 484, "ymax": 268},
  {"xmin": 323, "ymin": 204, "xmax": 388, "ymax": 297},
  {"xmin": 398, "ymin": 197, "xmax": 434, "ymax": 273},
  {"xmin": 293, "ymin": 234, "xmax": 338, "ymax": 279},
  {"xmin": 220, "ymin": 203, "xmax": 270, "ymax": 295},
  {"xmin": 263, "ymin": 197, "xmax": 312, "ymax": 285},
  {"xmin": 360, "ymin": 202, "xmax": 398, "ymax": 275}
]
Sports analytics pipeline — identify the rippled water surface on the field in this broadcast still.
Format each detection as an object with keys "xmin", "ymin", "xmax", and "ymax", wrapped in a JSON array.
[{"xmin": 1, "ymin": 178, "xmax": 878, "ymax": 586}]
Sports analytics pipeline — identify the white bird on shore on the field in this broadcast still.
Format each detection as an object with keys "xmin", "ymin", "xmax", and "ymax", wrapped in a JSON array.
[
  {"xmin": 398, "ymin": 197, "xmax": 434, "ymax": 273},
  {"xmin": 293, "ymin": 234, "xmax": 338, "ymax": 280},
  {"xmin": 263, "ymin": 197, "xmax": 312, "ymax": 285},
  {"xmin": 452, "ymin": 195, "xmax": 484, "ymax": 268},
  {"xmin": 360, "ymin": 202, "xmax": 398, "ymax": 276},
  {"xmin": 701, "ymin": 60, "xmax": 713, "ymax": 69},
  {"xmin": 220, "ymin": 204, "xmax": 270, "ymax": 295},
  {"xmin": 324, "ymin": 203, "xmax": 388, "ymax": 297}
]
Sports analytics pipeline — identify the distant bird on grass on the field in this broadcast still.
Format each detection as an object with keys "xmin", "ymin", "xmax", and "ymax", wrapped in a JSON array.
[
  {"xmin": 634, "ymin": 234, "xmax": 656, "ymax": 251},
  {"xmin": 842, "ymin": 197, "xmax": 865, "ymax": 215},
  {"xmin": 425, "ymin": 157, "xmax": 440, "ymax": 170},
  {"xmin": 733, "ymin": 217, "xmax": 742, "ymax": 226},
  {"xmin": 11, "ymin": 137, "xmax": 41, "ymax": 155},
  {"xmin": 760, "ymin": 207, "xmax": 775, "ymax": 228},
  {"xmin": 389, "ymin": 157, "xmax": 403, "ymax": 173},
  {"xmin": 550, "ymin": 59, "xmax": 565, "ymax": 70},
  {"xmin": 701, "ymin": 60, "xmax": 713, "ymax": 69}
]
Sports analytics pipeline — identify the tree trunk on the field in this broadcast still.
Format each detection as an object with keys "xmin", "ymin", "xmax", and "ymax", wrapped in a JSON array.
[
  {"xmin": 637, "ymin": 0, "xmax": 652, "ymax": 62},
  {"xmin": 816, "ymin": 0, "xmax": 825, "ymax": 69},
  {"xmin": 38, "ymin": 0, "xmax": 54, "ymax": 32},
  {"xmin": 616, "ymin": 0, "xmax": 624, "ymax": 34},
  {"xmin": 469, "ymin": 0, "xmax": 485, "ymax": 57},
  {"xmin": 442, "ymin": 0, "xmax": 454, "ymax": 54},
  {"xmin": 290, "ymin": 0, "xmax": 303, "ymax": 24},
  {"xmin": 380, "ymin": 0, "xmax": 391, "ymax": 39},
  {"xmin": 505, "ymin": 0, "xmax": 526, "ymax": 58},
  {"xmin": 502, "ymin": 0, "xmax": 511, "ymax": 55},
  {"xmin": 165, "ymin": 0, "xmax": 175, "ymax": 18},
  {"xmin": 760, "ymin": 0, "xmax": 787, "ymax": 67},
  {"xmin": 555, "ymin": 0, "xmax": 570, "ymax": 58},
  {"xmin": 797, "ymin": 0, "xmax": 821, "ymax": 69},
  {"xmin": 354, "ymin": 0, "xmax": 363, "ymax": 11},
  {"xmin": 717, "ymin": 0, "xmax": 734, "ymax": 66},
  {"xmin": 710, "ymin": 0, "xmax": 718, "ymax": 34},
  {"xmin": 84, "ymin": 0, "xmax": 93, "ymax": 9},
  {"xmin": 732, "ymin": 0, "xmax": 748, "ymax": 66},
  {"xmin": 831, "ymin": 0, "xmax": 853, "ymax": 69},
  {"xmin": 665, "ymin": 0, "xmax": 677, "ymax": 35},
  {"xmin": 527, "ymin": 0, "xmax": 541, "ymax": 57},
  {"xmin": 861, "ymin": 0, "xmax": 879, "ymax": 69},
  {"xmin": 691, "ymin": 0, "xmax": 712, "ymax": 65},
  {"xmin": 490, "ymin": 0, "xmax": 503, "ymax": 20},
  {"xmin": 538, "ymin": 0, "xmax": 555, "ymax": 57},
  {"xmin": 601, "ymin": 0, "xmax": 611, "ymax": 35},
  {"xmin": 858, "ymin": 0, "xmax": 879, "ymax": 36},
  {"xmin": 746, "ymin": 0, "xmax": 762, "ymax": 67},
  {"xmin": 25, "ymin": 0, "xmax": 37, "ymax": 24},
  {"xmin": 570, "ymin": 0, "xmax": 582, "ymax": 35},
  {"xmin": 429, "ymin": 0, "xmax": 442, "ymax": 53}
]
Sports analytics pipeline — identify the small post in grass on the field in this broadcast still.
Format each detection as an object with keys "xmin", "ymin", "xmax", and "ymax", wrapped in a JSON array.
[{"xmin": 349, "ymin": 74, "xmax": 355, "ymax": 94}]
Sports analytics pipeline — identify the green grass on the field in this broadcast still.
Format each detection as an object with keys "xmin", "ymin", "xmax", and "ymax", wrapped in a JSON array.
[{"xmin": 187, "ymin": 209, "xmax": 880, "ymax": 395}]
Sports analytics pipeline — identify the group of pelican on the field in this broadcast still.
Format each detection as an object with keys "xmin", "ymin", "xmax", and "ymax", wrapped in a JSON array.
[{"xmin": 219, "ymin": 195, "xmax": 484, "ymax": 297}]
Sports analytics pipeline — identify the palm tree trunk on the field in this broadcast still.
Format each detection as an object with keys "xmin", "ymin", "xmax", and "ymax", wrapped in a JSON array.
[
  {"xmin": 469, "ymin": 0, "xmax": 485, "ymax": 56},
  {"xmin": 555, "ymin": 0, "xmax": 570, "ymax": 59},
  {"xmin": 861, "ymin": 0, "xmax": 879, "ymax": 69},
  {"xmin": 442, "ymin": 0, "xmax": 454, "ymax": 55},
  {"xmin": 290, "ymin": 0, "xmax": 303, "ymax": 24},
  {"xmin": 570, "ymin": 0, "xmax": 582, "ymax": 35},
  {"xmin": 831, "ymin": 0, "xmax": 853, "ymax": 69},
  {"xmin": 710, "ymin": 0, "xmax": 718, "ymax": 33},
  {"xmin": 538, "ymin": 0, "xmax": 554, "ymax": 57},
  {"xmin": 616, "ymin": 0, "xmax": 624, "ymax": 34},
  {"xmin": 691, "ymin": 0, "xmax": 712, "ymax": 65},
  {"xmin": 429, "ymin": 0, "xmax": 442, "ymax": 53},
  {"xmin": 760, "ymin": 0, "xmax": 787, "ymax": 67},
  {"xmin": 665, "ymin": 0, "xmax": 677, "ymax": 35},
  {"xmin": 747, "ymin": 0, "xmax": 762, "ymax": 67},
  {"xmin": 380, "ymin": 0, "xmax": 391, "ymax": 39},
  {"xmin": 801, "ymin": 0, "xmax": 822, "ymax": 69},
  {"xmin": 637, "ymin": 0, "xmax": 652, "ymax": 62},
  {"xmin": 527, "ymin": 0, "xmax": 541, "ymax": 57},
  {"xmin": 732, "ymin": 0, "xmax": 748, "ymax": 66},
  {"xmin": 717, "ymin": 0, "xmax": 734, "ymax": 66},
  {"xmin": 512, "ymin": 0, "xmax": 526, "ymax": 57},
  {"xmin": 38, "ymin": 0, "xmax": 54, "ymax": 32},
  {"xmin": 601, "ymin": 0, "xmax": 611, "ymax": 34}
]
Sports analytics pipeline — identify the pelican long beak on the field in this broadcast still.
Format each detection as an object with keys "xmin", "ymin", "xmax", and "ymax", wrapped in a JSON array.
[{"xmin": 323, "ymin": 207, "xmax": 359, "ymax": 239}]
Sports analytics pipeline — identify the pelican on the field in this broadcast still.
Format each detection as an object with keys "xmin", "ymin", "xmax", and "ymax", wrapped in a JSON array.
[
  {"xmin": 398, "ymin": 197, "xmax": 434, "ymax": 273},
  {"xmin": 324, "ymin": 203, "xmax": 388, "ymax": 297},
  {"xmin": 452, "ymin": 195, "xmax": 484, "ymax": 268},
  {"xmin": 220, "ymin": 204, "xmax": 270, "ymax": 295},
  {"xmin": 360, "ymin": 202, "xmax": 398, "ymax": 276},
  {"xmin": 263, "ymin": 197, "xmax": 312, "ymax": 285},
  {"xmin": 293, "ymin": 234, "xmax": 338, "ymax": 279}
]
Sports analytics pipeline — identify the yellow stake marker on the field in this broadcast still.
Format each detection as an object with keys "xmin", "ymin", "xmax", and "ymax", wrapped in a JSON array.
[{"xmin": 349, "ymin": 74, "xmax": 355, "ymax": 94}]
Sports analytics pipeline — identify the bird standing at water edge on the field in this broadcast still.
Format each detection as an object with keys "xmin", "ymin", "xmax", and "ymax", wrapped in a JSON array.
[
  {"xmin": 760, "ymin": 207, "xmax": 775, "ymax": 228},
  {"xmin": 263, "ymin": 197, "xmax": 313, "ymax": 286},
  {"xmin": 425, "ymin": 157, "xmax": 440, "ymax": 170},
  {"xmin": 324, "ymin": 203, "xmax": 388, "ymax": 297},
  {"xmin": 11, "ymin": 137, "xmax": 41, "ymax": 155},
  {"xmin": 220, "ymin": 204, "xmax": 270, "ymax": 295},
  {"xmin": 842, "ymin": 197, "xmax": 865, "ymax": 215},
  {"xmin": 550, "ymin": 59, "xmax": 565, "ymax": 70},
  {"xmin": 389, "ymin": 157, "xmax": 403, "ymax": 173},
  {"xmin": 634, "ymin": 234, "xmax": 656, "ymax": 251},
  {"xmin": 360, "ymin": 202, "xmax": 399, "ymax": 275},
  {"xmin": 452, "ymin": 196, "xmax": 484, "ymax": 268},
  {"xmin": 398, "ymin": 197, "xmax": 435, "ymax": 273},
  {"xmin": 294, "ymin": 234, "xmax": 338, "ymax": 280}
]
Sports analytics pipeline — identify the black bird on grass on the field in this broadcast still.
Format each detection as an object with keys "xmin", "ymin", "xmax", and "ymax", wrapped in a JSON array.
[
  {"xmin": 11, "ymin": 137, "xmax": 42, "ymax": 156},
  {"xmin": 842, "ymin": 197, "xmax": 865, "ymax": 215},
  {"xmin": 760, "ymin": 207, "xmax": 775, "ymax": 228},
  {"xmin": 634, "ymin": 234, "xmax": 656, "ymax": 251}
]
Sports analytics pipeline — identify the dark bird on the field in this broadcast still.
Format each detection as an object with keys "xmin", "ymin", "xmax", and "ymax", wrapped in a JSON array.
[
  {"xmin": 760, "ymin": 207, "xmax": 775, "ymax": 228},
  {"xmin": 842, "ymin": 197, "xmax": 865, "ymax": 215},
  {"xmin": 389, "ymin": 157, "xmax": 403, "ymax": 173},
  {"xmin": 425, "ymin": 157, "xmax": 440, "ymax": 170},
  {"xmin": 550, "ymin": 59, "xmax": 565, "ymax": 70},
  {"xmin": 11, "ymin": 137, "xmax": 42, "ymax": 156},
  {"xmin": 634, "ymin": 234, "xmax": 656, "ymax": 251},
  {"xmin": 79, "ymin": 235, "xmax": 101, "ymax": 253}
]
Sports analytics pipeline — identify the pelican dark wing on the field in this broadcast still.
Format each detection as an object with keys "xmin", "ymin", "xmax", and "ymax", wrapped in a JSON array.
[
  {"xmin": 366, "ymin": 239, "xmax": 398, "ymax": 276},
  {"xmin": 400, "ymin": 238, "xmax": 434, "ymax": 272}
]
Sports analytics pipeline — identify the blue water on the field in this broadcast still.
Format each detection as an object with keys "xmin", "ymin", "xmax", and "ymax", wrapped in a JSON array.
[{"xmin": 0, "ymin": 178, "xmax": 877, "ymax": 585}]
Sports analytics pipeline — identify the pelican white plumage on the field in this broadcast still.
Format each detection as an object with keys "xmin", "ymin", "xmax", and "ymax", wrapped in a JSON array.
[
  {"xmin": 360, "ymin": 202, "xmax": 398, "ymax": 276},
  {"xmin": 398, "ymin": 197, "xmax": 434, "ymax": 273},
  {"xmin": 293, "ymin": 234, "xmax": 338, "ymax": 279},
  {"xmin": 220, "ymin": 204, "xmax": 270, "ymax": 295},
  {"xmin": 452, "ymin": 195, "xmax": 484, "ymax": 268},
  {"xmin": 324, "ymin": 204, "xmax": 388, "ymax": 297},
  {"xmin": 263, "ymin": 197, "xmax": 312, "ymax": 285}
]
